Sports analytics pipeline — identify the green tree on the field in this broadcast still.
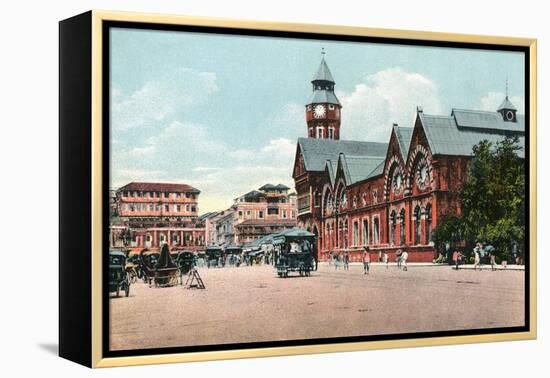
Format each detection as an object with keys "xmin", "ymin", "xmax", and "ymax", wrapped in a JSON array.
[{"xmin": 435, "ymin": 136, "xmax": 525, "ymax": 261}]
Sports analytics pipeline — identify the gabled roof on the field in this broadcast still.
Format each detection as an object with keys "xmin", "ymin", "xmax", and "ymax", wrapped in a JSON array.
[
  {"xmin": 338, "ymin": 154, "xmax": 386, "ymax": 185},
  {"xmin": 312, "ymin": 57, "xmax": 335, "ymax": 83},
  {"xmin": 497, "ymin": 96, "xmax": 517, "ymax": 111},
  {"xmin": 324, "ymin": 160, "xmax": 337, "ymax": 185},
  {"xmin": 419, "ymin": 110, "xmax": 525, "ymax": 158},
  {"xmin": 393, "ymin": 125, "xmax": 413, "ymax": 160},
  {"xmin": 297, "ymin": 137, "xmax": 388, "ymax": 172}
]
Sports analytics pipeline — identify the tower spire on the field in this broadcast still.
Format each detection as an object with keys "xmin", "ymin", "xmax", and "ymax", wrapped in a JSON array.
[
  {"xmin": 497, "ymin": 76, "xmax": 517, "ymax": 122},
  {"xmin": 305, "ymin": 51, "xmax": 342, "ymax": 140},
  {"xmin": 505, "ymin": 76, "xmax": 509, "ymax": 98}
]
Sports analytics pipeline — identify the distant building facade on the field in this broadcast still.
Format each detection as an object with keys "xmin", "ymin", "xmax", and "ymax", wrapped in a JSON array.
[
  {"xmin": 208, "ymin": 184, "xmax": 298, "ymax": 246},
  {"xmin": 109, "ymin": 182, "xmax": 205, "ymax": 251},
  {"xmin": 293, "ymin": 56, "xmax": 525, "ymax": 262}
]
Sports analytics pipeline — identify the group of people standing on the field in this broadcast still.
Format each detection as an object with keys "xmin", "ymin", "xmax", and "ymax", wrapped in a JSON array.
[
  {"xmin": 452, "ymin": 242, "xmax": 498, "ymax": 271},
  {"xmin": 330, "ymin": 247, "xmax": 409, "ymax": 274}
]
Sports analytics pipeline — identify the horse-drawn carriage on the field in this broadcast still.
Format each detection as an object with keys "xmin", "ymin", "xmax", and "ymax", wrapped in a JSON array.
[
  {"xmin": 137, "ymin": 246, "xmax": 179, "ymax": 287},
  {"xmin": 175, "ymin": 251, "xmax": 196, "ymax": 279},
  {"xmin": 139, "ymin": 249, "xmax": 159, "ymax": 285},
  {"xmin": 273, "ymin": 229, "xmax": 317, "ymax": 278},
  {"xmin": 205, "ymin": 246, "xmax": 224, "ymax": 268},
  {"xmin": 152, "ymin": 244, "xmax": 180, "ymax": 287},
  {"xmin": 224, "ymin": 245, "xmax": 243, "ymax": 267},
  {"xmin": 109, "ymin": 250, "xmax": 130, "ymax": 297}
]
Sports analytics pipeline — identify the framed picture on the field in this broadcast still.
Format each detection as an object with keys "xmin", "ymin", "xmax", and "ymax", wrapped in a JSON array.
[{"xmin": 59, "ymin": 10, "xmax": 537, "ymax": 368}]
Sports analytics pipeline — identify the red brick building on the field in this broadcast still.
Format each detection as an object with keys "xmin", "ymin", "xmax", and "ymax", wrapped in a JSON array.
[
  {"xmin": 110, "ymin": 182, "xmax": 205, "ymax": 251},
  {"xmin": 293, "ymin": 57, "xmax": 525, "ymax": 262}
]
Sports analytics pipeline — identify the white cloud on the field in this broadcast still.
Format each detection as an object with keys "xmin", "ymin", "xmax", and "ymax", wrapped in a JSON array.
[
  {"xmin": 264, "ymin": 103, "xmax": 305, "ymax": 141},
  {"xmin": 480, "ymin": 91, "xmax": 525, "ymax": 114},
  {"xmin": 337, "ymin": 67, "xmax": 442, "ymax": 142},
  {"xmin": 111, "ymin": 68, "xmax": 219, "ymax": 131}
]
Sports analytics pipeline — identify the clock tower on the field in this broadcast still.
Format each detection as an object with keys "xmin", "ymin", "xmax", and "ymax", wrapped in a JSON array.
[{"xmin": 305, "ymin": 52, "xmax": 342, "ymax": 140}]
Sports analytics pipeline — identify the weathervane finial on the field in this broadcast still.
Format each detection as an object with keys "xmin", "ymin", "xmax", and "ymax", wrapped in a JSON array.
[
  {"xmin": 505, "ymin": 76, "xmax": 509, "ymax": 99},
  {"xmin": 321, "ymin": 47, "xmax": 325, "ymax": 56}
]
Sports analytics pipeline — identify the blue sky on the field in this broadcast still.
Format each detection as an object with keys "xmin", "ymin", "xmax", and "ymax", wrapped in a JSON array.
[{"xmin": 109, "ymin": 27, "xmax": 525, "ymax": 214}]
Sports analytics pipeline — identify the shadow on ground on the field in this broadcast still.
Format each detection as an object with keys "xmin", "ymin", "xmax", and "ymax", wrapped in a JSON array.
[{"xmin": 38, "ymin": 343, "xmax": 58, "ymax": 356}]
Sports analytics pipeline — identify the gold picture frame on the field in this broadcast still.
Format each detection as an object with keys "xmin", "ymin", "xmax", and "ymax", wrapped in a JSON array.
[{"xmin": 59, "ymin": 10, "xmax": 537, "ymax": 368}]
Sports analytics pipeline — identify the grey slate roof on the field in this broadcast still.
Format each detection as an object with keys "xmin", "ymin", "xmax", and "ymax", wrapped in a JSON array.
[
  {"xmin": 312, "ymin": 57, "xmax": 335, "ymax": 83},
  {"xmin": 274, "ymin": 184, "xmax": 290, "ymax": 190},
  {"xmin": 308, "ymin": 90, "xmax": 341, "ymax": 106},
  {"xmin": 497, "ymin": 96, "xmax": 518, "ymax": 111},
  {"xmin": 258, "ymin": 184, "xmax": 276, "ymax": 191},
  {"xmin": 420, "ymin": 110, "xmax": 525, "ymax": 158},
  {"xmin": 394, "ymin": 125, "xmax": 413, "ymax": 160},
  {"xmin": 339, "ymin": 154, "xmax": 386, "ymax": 185},
  {"xmin": 452, "ymin": 109, "xmax": 524, "ymax": 133},
  {"xmin": 298, "ymin": 137, "xmax": 388, "ymax": 172}
]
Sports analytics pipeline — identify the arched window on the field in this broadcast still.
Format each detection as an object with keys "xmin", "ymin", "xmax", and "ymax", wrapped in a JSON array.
[
  {"xmin": 425, "ymin": 204, "xmax": 433, "ymax": 244},
  {"xmin": 323, "ymin": 190, "xmax": 333, "ymax": 216},
  {"xmin": 340, "ymin": 192, "xmax": 347, "ymax": 210},
  {"xmin": 353, "ymin": 221, "xmax": 359, "ymax": 246},
  {"xmin": 362, "ymin": 219, "xmax": 369, "ymax": 246},
  {"xmin": 338, "ymin": 221, "xmax": 344, "ymax": 248},
  {"xmin": 390, "ymin": 210, "xmax": 397, "ymax": 246},
  {"xmin": 343, "ymin": 219, "xmax": 349, "ymax": 248},
  {"xmin": 314, "ymin": 191, "xmax": 321, "ymax": 208},
  {"xmin": 373, "ymin": 217, "xmax": 380, "ymax": 245},
  {"xmin": 399, "ymin": 208, "xmax": 406, "ymax": 245},
  {"xmin": 414, "ymin": 205, "xmax": 422, "ymax": 245}
]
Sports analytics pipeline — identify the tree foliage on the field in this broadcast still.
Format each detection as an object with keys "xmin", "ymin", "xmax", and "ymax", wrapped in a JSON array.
[{"xmin": 434, "ymin": 136, "xmax": 525, "ymax": 260}]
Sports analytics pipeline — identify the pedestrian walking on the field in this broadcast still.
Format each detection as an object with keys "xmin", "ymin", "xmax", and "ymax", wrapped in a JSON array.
[
  {"xmin": 473, "ymin": 242, "xmax": 482, "ymax": 271},
  {"xmin": 452, "ymin": 249, "xmax": 462, "ymax": 270},
  {"xmin": 343, "ymin": 251, "xmax": 350, "ymax": 271},
  {"xmin": 401, "ymin": 250, "xmax": 409, "ymax": 271},
  {"xmin": 378, "ymin": 250, "xmax": 382, "ymax": 263},
  {"xmin": 362, "ymin": 246, "xmax": 371, "ymax": 275},
  {"xmin": 490, "ymin": 252, "xmax": 496, "ymax": 271},
  {"xmin": 383, "ymin": 251, "xmax": 389, "ymax": 269},
  {"xmin": 396, "ymin": 249, "xmax": 403, "ymax": 269}
]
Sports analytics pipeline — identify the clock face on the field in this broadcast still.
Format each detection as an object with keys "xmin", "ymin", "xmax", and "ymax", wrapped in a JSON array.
[
  {"xmin": 313, "ymin": 104, "xmax": 326, "ymax": 118},
  {"xmin": 416, "ymin": 158, "xmax": 430, "ymax": 189},
  {"xmin": 392, "ymin": 170, "xmax": 403, "ymax": 193}
]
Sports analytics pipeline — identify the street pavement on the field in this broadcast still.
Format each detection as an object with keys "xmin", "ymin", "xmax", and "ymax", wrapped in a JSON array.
[{"xmin": 109, "ymin": 263, "xmax": 525, "ymax": 351}]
